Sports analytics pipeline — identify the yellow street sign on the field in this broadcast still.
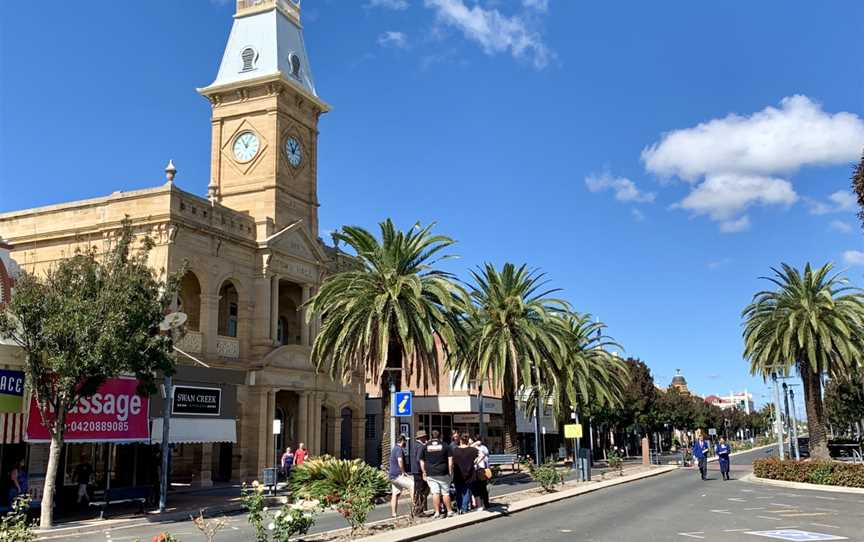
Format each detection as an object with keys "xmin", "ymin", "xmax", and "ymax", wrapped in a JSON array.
[{"xmin": 564, "ymin": 423, "xmax": 582, "ymax": 439}]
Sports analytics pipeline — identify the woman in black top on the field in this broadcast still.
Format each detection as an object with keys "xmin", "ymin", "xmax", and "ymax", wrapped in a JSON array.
[{"xmin": 452, "ymin": 434, "xmax": 478, "ymax": 513}]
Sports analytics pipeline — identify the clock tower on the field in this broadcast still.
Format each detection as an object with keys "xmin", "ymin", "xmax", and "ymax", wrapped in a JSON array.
[{"xmin": 199, "ymin": 0, "xmax": 329, "ymax": 238}]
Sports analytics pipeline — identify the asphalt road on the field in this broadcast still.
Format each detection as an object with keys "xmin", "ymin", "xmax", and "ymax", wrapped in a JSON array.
[{"xmin": 424, "ymin": 446, "xmax": 864, "ymax": 542}]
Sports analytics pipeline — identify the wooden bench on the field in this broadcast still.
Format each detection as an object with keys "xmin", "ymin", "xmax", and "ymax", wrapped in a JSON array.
[
  {"xmin": 89, "ymin": 486, "xmax": 149, "ymax": 519},
  {"xmin": 488, "ymin": 454, "xmax": 521, "ymax": 472}
]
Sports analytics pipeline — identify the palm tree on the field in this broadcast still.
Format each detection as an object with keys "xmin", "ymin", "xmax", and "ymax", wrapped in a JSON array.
[
  {"xmin": 306, "ymin": 220, "xmax": 466, "ymax": 468},
  {"xmin": 535, "ymin": 313, "xmax": 627, "ymax": 413},
  {"xmin": 456, "ymin": 263, "xmax": 569, "ymax": 455},
  {"xmin": 742, "ymin": 263, "xmax": 864, "ymax": 459}
]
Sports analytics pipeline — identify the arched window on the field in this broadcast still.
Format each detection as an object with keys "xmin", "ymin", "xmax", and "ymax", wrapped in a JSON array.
[
  {"xmin": 218, "ymin": 281, "xmax": 239, "ymax": 337},
  {"xmin": 240, "ymin": 47, "xmax": 258, "ymax": 72}
]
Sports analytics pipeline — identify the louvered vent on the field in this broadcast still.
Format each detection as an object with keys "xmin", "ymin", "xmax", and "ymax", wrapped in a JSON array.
[{"xmin": 241, "ymin": 47, "xmax": 257, "ymax": 72}]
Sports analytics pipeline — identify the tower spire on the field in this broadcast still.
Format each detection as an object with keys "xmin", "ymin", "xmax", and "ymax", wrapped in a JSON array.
[{"xmin": 236, "ymin": 0, "xmax": 300, "ymax": 24}]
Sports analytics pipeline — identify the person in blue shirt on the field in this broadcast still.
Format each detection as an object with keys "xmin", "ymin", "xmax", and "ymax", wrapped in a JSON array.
[
  {"xmin": 692, "ymin": 435, "xmax": 711, "ymax": 480},
  {"xmin": 715, "ymin": 436, "xmax": 732, "ymax": 480}
]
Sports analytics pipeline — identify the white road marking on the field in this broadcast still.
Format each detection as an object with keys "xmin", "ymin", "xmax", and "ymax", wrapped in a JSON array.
[
  {"xmin": 770, "ymin": 503, "xmax": 796, "ymax": 507},
  {"xmin": 729, "ymin": 497, "xmax": 748, "ymax": 502},
  {"xmin": 711, "ymin": 509, "xmax": 733, "ymax": 514},
  {"xmin": 560, "ymin": 529, "xmax": 573, "ymax": 533},
  {"xmin": 758, "ymin": 515, "xmax": 782, "ymax": 520},
  {"xmin": 678, "ymin": 533, "xmax": 705, "ymax": 539},
  {"xmin": 741, "ymin": 489, "xmax": 755, "ymax": 492},
  {"xmin": 745, "ymin": 507, "xmax": 766, "ymax": 511},
  {"xmin": 810, "ymin": 523, "xmax": 841, "ymax": 530},
  {"xmin": 810, "ymin": 495, "xmax": 838, "ymax": 501},
  {"xmin": 776, "ymin": 492, "xmax": 802, "ymax": 497},
  {"xmin": 725, "ymin": 528, "xmax": 752, "ymax": 532}
]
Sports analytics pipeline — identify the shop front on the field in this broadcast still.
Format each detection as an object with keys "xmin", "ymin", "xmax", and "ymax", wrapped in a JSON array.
[
  {"xmin": 149, "ymin": 365, "xmax": 242, "ymax": 487},
  {"xmin": 0, "ymin": 368, "xmax": 26, "ymax": 506},
  {"xmin": 25, "ymin": 376, "xmax": 152, "ymax": 515}
]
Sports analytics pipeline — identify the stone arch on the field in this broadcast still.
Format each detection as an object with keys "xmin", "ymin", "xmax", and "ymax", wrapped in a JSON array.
[{"xmin": 217, "ymin": 278, "xmax": 241, "ymax": 337}]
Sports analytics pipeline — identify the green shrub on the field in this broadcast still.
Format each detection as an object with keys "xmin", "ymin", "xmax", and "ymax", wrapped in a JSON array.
[
  {"xmin": 0, "ymin": 495, "xmax": 35, "ymax": 542},
  {"xmin": 753, "ymin": 458, "xmax": 864, "ymax": 488},
  {"xmin": 292, "ymin": 457, "xmax": 389, "ymax": 535},
  {"xmin": 526, "ymin": 461, "xmax": 564, "ymax": 492},
  {"xmin": 607, "ymin": 449, "xmax": 624, "ymax": 476}
]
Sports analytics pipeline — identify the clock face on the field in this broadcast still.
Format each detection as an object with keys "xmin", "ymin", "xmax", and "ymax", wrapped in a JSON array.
[
  {"xmin": 284, "ymin": 137, "xmax": 302, "ymax": 168},
  {"xmin": 232, "ymin": 131, "xmax": 260, "ymax": 162}
]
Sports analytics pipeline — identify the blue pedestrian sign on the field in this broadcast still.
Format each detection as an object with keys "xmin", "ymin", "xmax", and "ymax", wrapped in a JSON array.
[
  {"xmin": 747, "ymin": 530, "xmax": 847, "ymax": 541},
  {"xmin": 394, "ymin": 391, "xmax": 413, "ymax": 417}
]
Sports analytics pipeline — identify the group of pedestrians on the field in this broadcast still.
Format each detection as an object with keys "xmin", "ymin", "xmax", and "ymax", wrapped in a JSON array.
[
  {"xmin": 691, "ymin": 435, "xmax": 732, "ymax": 481},
  {"xmin": 280, "ymin": 442, "xmax": 308, "ymax": 479},
  {"xmin": 389, "ymin": 429, "xmax": 492, "ymax": 519}
]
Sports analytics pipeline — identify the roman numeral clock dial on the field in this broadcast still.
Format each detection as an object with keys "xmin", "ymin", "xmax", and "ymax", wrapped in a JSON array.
[
  {"xmin": 232, "ymin": 131, "xmax": 260, "ymax": 162},
  {"xmin": 284, "ymin": 137, "xmax": 302, "ymax": 168}
]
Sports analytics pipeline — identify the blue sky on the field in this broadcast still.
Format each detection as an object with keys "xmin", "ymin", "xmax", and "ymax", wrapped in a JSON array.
[{"xmin": 2, "ymin": 1, "xmax": 863, "ymax": 405}]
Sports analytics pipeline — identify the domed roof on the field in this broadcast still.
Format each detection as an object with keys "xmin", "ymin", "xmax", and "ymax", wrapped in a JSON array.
[{"xmin": 671, "ymin": 369, "xmax": 687, "ymax": 385}]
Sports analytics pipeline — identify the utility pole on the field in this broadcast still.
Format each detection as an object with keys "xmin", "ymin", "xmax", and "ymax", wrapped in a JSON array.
[{"xmin": 772, "ymin": 373, "xmax": 785, "ymax": 459}]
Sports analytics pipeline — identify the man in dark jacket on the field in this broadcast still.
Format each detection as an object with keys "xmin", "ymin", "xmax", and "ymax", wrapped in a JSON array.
[{"xmin": 692, "ymin": 435, "xmax": 711, "ymax": 481}]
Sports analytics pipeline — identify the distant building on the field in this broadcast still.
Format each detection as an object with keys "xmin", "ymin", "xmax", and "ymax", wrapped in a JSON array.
[
  {"xmin": 704, "ymin": 391, "xmax": 753, "ymax": 413},
  {"xmin": 669, "ymin": 369, "xmax": 691, "ymax": 395}
]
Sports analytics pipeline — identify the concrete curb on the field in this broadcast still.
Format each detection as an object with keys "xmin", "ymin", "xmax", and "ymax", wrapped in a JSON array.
[
  {"xmin": 741, "ymin": 472, "xmax": 864, "ymax": 495},
  {"xmin": 353, "ymin": 465, "xmax": 679, "ymax": 542}
]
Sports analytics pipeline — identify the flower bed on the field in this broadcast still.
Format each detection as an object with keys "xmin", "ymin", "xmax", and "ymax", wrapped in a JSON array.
[{"xmin": 753, "ymin": 457, "xmax": 864, "ymax": 488}]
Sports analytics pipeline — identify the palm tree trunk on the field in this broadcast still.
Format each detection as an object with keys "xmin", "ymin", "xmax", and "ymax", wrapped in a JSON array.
[
  {"xmin": 380, "ymin": 379, "xmax": 392, "ymax": 471},
  {"xmin": 800, "ymin": 365, "xmax": 829, "ymax": 460},
  {"xmin": 501, "ymin": 375, "xmax": 519, "ymax": 455}
]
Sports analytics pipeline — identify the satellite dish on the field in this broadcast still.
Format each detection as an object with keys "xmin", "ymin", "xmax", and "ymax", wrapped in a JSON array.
[{"xmin": 159, "ymin": 312, "xmax": 188, "ymax": 331}]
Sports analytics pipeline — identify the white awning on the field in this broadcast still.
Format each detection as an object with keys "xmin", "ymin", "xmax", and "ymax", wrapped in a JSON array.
[{"xmin": 150, "ymin": 418, "xmax": 236, "ymax": 444}]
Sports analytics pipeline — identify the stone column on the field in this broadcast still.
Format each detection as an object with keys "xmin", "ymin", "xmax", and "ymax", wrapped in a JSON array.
[
  {"xmin": 297, "ymin": 392, "xmax": 309, "ymax": 449},
  {"xmin": 200, "ymin": 294, "xmax": 220, "ymax": 355},
  {"xmin": 310, "ymin": 393, "xmax": 320, "ymax": 456},
  {"xmin": 200, "ymin": 444, "xmax": 213, "ymax": 487},
  {"xmin": 252, "ymin": 274, "xmax": 271, "ymax": 349},
  {"xmin": 270, "ymin": 275, "xmax": 280, "ymax": 343},
  {"xmin": 300, "ymin": 284, "xmax": 312, "ymax": 346}
]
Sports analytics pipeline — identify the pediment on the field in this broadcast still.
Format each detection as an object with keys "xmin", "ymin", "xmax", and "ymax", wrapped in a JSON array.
[{"xmin": 260, "ymin": 220, "xmax": 324, "ymax": 263}]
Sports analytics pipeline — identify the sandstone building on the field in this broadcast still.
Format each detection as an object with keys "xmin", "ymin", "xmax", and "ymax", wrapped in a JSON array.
[{"xmin": 0, "ymin": 0, "xmax": 364, "ymax": 491}]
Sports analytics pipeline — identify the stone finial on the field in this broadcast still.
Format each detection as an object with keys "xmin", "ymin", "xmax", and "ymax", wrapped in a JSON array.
[{"xmin": 165, "ymin": 160, "xmax": 177, "ymax": 185}]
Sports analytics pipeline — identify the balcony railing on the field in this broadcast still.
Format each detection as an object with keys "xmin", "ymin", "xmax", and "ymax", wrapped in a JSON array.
[
  {"xmin": 175, "ymin": 331, "xmax": 203, "ymax": 354},
  {"xmin": 216, "ymin": 336, "xmax": 240, "ymax": 359}
]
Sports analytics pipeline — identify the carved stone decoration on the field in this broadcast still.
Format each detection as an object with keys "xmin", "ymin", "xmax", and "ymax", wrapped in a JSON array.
[
  {"xmin": 214, "ymin": 238, "xmax": 223, "ymax": 257},
  {"xmin": 168, "ymin": 225, "xmax": 179, "ymax": 244},
  {"xmin": 216, "ymin": 336, "xmax": 240, "ymax": 358},
  {"xmin": 175, "ymin": 331, "xmax": 203, "ymax": 354}
]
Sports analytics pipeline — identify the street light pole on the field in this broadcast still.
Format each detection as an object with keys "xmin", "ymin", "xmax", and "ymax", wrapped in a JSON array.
[
  {"xmin": 788, "ymin": 388, "xmax": 800, "ymax": 460},
  {"xmin": 772, "ymin": 373, "xmax": 785, "ymax": 459}
]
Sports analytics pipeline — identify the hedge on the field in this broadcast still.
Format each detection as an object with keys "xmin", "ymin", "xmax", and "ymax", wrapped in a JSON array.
[{"xmin": 753, "ymin": 457, "xmax": 864, "ymax": 488}]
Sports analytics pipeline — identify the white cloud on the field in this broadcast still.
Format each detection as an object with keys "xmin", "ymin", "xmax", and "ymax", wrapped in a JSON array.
[
  {"xmin": 366, "ymin": 0, "xmax": 409, "ymax": 9},
  {"xmin": 378, "ymin": 31, "xmax": 409, "ymax": 48},
  {"xmin": 674, "ymin": 173, "xmax": 797, "ymax": 220},
  {"xmin": 719, "ymin": 216, "xmax": 751, "ymax": 233},
  {"xmin": 807, "ymin": 190, "xmax": 857, "ymax": 215},
  {"xmin": 640, "ymin": 95, "xmax": 864, "ymax": 231},
  {"xmin": 829, "ymin": 220, "xmax": 853, "ymax": 234},
  {"xmin": 642, "ymin": 96, "xmax": 864, "ymax": 181},
  {"xmin": 843, "ymin": 250, "xmax": 864, "ymax": 266},
  {"xmin": 424, "ymin": 0, "xmax": 552, "ymax": 69},
  {"xmin": 585, "ymin": 172, "xmax": 655, "ymax": 203},
  {"xmin": 631, "ymin": 209, "xmax": 645, "ymax": 222},
  {"xmin": 522, "ymin": 0, "xmax": 549, "ymax": 12},
  {"xmin": 707, "ymin": 258, "xmax": 731, "ymax": 270}
]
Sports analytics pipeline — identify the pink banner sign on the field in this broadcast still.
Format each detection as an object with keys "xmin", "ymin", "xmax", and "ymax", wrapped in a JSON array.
[{"xmin": 26, "ymin": 377, "xmax": 150, "ymax": 443}]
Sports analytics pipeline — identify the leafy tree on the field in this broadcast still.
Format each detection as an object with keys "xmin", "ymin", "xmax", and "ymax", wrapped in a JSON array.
[
  {"xmin": 618, "ymin": 358, "xmax": 658, "ymax": 436},
  {"xmin": 825, "ymin": 368, "xmax": 864, "ymax": 435},
  {"xmin": 851, "ymin": 150, "xmax": 864, "ymax": 229},
  {"xmin": 0, "ymin": 222, "xmax": 179, "ymax": 528},
  {"xmin": 305, "ymin": 220, "xmax": 465, "ymax": 468},
  {"xmin": 653, "ymin": 388, "xmax": 696, "ymax": 432},
  {"xmin": 742, "ymin": 263, "xmax": 864, "ymax": 459},
  {"xmin": 457, "ymin": 263, "xmax": 568, "ymax": 454}
]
